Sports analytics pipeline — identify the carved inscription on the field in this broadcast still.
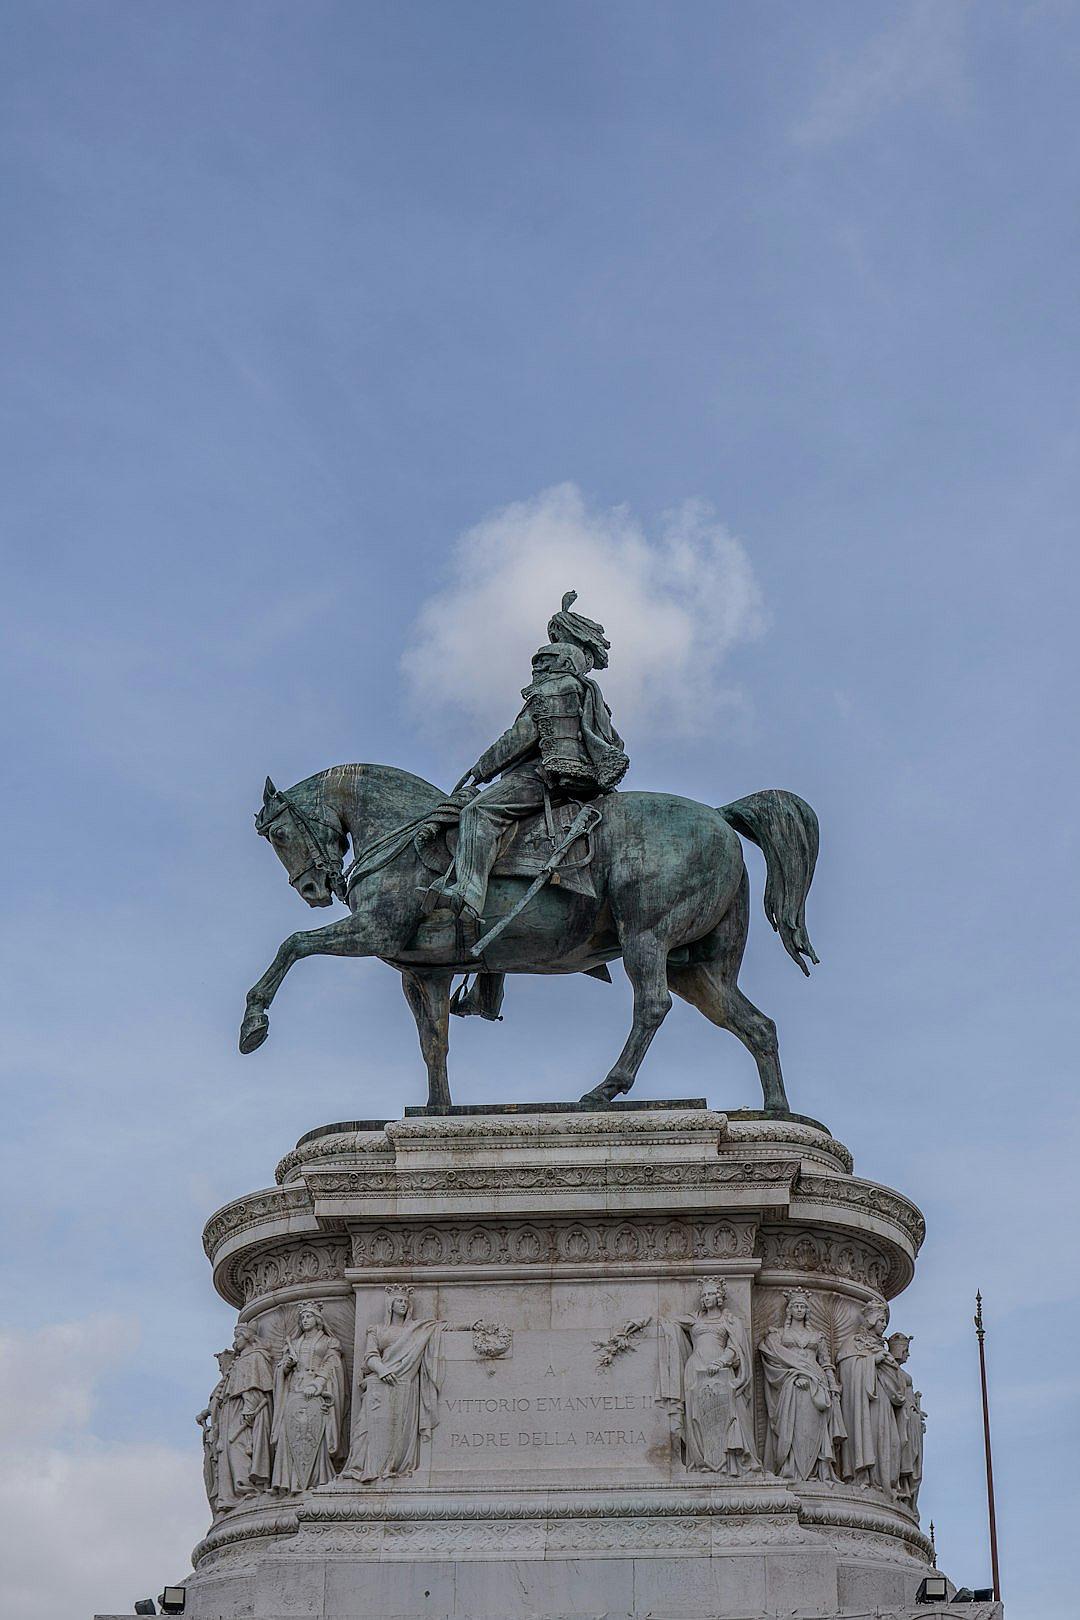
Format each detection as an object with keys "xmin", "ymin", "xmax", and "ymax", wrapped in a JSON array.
[
  {"xmin": 440, "ymin": 1387, "xmax": 655, "ymax": 1460},
  {"xmin": 446, "ymin": 1380, "xmax": 654, "ymax": 1458}
]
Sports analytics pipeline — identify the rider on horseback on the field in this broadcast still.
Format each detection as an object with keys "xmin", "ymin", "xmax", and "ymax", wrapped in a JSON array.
[{"xmin": 433, "ymin": 593, "xmax": 629, "ymax": 924}]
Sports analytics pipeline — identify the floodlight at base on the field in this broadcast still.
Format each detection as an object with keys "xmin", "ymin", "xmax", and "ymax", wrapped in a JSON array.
[
  {"xmin": 916, "ymin": 1573, "xmax": 949, "ymax": 1602},
  {"xmin": 158, "ymin": 1588, "xmax": 186, "ymax": 1615}
]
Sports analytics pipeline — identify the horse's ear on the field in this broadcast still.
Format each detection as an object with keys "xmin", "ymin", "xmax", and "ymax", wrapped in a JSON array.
[{"xmin": 263, "ymin": 776, "xmax": 277, "ymax": 804}]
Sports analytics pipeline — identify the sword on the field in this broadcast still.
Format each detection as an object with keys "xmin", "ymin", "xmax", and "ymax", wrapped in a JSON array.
[{"xmin": 470, "ymin": 802, "xmax": 602, "ymax": 958}]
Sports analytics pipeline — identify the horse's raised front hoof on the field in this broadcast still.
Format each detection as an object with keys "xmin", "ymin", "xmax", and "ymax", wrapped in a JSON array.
[
  {"xmin": 578, "ymin": 1075, "xmax": 632, "ymax": 1109},
  {"xmin": 239, "ymin": 1012, "xmax": 270, "ymax": 1054}
]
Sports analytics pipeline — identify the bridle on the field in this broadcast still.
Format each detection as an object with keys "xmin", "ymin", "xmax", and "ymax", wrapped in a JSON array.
[{"xmin": 260, "ymin": 788, "xmax": 347, "ymax": 903}]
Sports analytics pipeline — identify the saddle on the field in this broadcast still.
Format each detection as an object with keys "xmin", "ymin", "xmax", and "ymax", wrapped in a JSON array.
[{"xmin": 414, "ymin": 796, "xmax": 598, "ymax": 899}]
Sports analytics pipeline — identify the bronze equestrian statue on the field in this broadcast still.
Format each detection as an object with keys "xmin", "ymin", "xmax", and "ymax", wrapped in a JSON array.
[
  {"xmin": 427, "ymin": 593, "xmax": 627, "ymax": 924},
  {"xmin": 239, "ymin": 593, "xmax": 819, "ymax": 1112}
]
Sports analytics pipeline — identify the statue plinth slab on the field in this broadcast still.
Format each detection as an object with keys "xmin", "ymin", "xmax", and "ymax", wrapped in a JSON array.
[{"xmin": 185, "ymin": 1103, "xmax": 942, "ymax": 1620}]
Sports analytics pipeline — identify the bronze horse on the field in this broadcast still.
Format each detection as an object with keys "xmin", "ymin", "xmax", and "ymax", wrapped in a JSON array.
[{"xmin": 239, "ymin": 764, "xmax": 819, "ymax": 1111}]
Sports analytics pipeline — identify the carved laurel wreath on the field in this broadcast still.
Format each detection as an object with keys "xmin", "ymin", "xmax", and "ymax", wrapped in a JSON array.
[{"xmin": 471, "ymin": 1318, "xmax": 513, "ymax": 1359}]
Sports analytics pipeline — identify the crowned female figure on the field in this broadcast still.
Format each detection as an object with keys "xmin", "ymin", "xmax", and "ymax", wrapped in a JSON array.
[
  {"xmin": 657, "ymin": 1278, "xmax": 759, "ymax": 1475},
  {"xmin": 270, "ymin": 1301, "xmax": 346, "ymax": 1493},
  {"xmin": 344, "ymin": 1285, "xmax": 444, "ymax": 1482},
  {"xmin": 759, "ymin": 1288, "xmax": 845, "ymax": 1482}
]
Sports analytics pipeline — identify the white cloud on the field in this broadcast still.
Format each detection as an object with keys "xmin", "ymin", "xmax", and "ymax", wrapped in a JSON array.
[
  {"xmin": 402, "ymin": 483, "xmax": 767, "ymax": 751},
  {"xmin": 0, "ymin": 1316, "xmax": 205, "ymax": 1620},
  {"xmin": 794, "ymin": 0, "xmax": 969, "ymax": 149},
  {"xmin": 0, "ymin": 1314, "xmax": 133, "ymax": 1443}
]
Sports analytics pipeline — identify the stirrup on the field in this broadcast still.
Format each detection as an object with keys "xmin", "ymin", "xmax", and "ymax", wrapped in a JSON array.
[{"xmin": 450, "ymin": 976, "xmax": 502, "ymax": 1021}]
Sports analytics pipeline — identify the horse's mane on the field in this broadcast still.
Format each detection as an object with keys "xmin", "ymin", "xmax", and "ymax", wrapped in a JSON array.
[
  {"xmin": 307, "ymin": 762, "xmax": 443, "ymax": 799},
  {"xmin": 255, "ymin": 763, "xmax": 444, "ymax": 836},
  {"xmin": 289, "ymin": 764, "xmax": 445, "ymax": 840}
]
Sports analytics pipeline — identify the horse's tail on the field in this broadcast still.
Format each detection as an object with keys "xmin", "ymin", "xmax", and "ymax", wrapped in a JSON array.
[{"xmin": 718, "ymin": 790, "xmax": 820, "ymax": 975}]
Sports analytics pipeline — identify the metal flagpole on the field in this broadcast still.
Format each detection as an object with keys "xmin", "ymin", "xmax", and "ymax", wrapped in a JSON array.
[{"xmin": 974, "ymin": 1291, "xmax": 1002, "ymax": 1603}]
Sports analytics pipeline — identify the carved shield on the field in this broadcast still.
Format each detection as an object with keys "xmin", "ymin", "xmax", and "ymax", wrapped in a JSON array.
[{"xmin": 284, "ymin": 1393, "xmax": 324, "ymax": 1487}]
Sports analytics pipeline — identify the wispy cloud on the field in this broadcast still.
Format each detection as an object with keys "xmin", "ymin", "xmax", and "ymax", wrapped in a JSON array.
[
  {"xmin": 0, "ymin": 1316, "xmax": 205, "ymax": 1618},
  {"xmin": 0, "ymin": 1313, "xmax": 135, "ymax": 1442},
  {"xmin": 794, "ymin": 0, "xmax": 970, "ymax": 149},
  {"xmin": 401, "ymin": 483, "xmax": 767, "ymax": 754}
]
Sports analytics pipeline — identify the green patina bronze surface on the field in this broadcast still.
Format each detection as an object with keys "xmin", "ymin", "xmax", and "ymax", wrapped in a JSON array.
[{"xmin": 241, "ymin": 594, "xmax": 819, "ymax": 1112}]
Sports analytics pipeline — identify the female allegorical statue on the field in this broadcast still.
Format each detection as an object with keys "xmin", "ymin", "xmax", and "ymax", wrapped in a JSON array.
[
  {"xmin": 344, "ymin": 1285, "xmax": 444, "ymax": 1482},
  {"xmin": 270, "ymin": 1301, "xmax": 347, "ymax": 1493},
  {"xmin": 759, "ymin": 1287, "xmax": 846, "ymax": 1482},
  {"xmin": 836, "ymin": 1299, "xmax": 906, "ymax": 1494},
  {"xmin": 215, "ymin": 1322, "xmax": 274, "ymax": 1509},
  {"xmin": 657, "ymin": 1278, "xmax": 760, "ymax": 1475}
]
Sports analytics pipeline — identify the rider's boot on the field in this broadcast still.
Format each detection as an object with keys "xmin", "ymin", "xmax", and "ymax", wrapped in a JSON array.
[{"xmin": 450, "ymin": 972, "xmax": 506, "ymax": 1021}]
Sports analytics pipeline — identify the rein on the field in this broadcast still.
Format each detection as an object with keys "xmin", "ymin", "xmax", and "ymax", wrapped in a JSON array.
[
  {"xmin": 265, "ymin": 776, "xmax": 474, "ymax": 906},
  {"xmin": 343, "ymin": 809, "xmax": 445, "ymax": 894},
  {"xmin": 266, "ymin": 788, "xmax": 348, "ymax": 903},
  {"xmin": 343, "ymin": 787, "xmax": 477, "ymax": 896}
]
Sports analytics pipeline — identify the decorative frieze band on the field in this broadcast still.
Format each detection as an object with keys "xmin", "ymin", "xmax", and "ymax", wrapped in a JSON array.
[
  {"xmin": 721, "ymin": 1120, "xmax": 854, "ymax": 1175},
  {"xmin": 203, "ymin": 1165, "xmax": 922, "ymax": 1283},
  {"xmin": 235, "ymin": 1238, "xmax": 351, "ymax": 1305},
  {"xmin": 794, "ymin": 1175, "xmax": 925, "ymax": 1254},
  {"xmin": 191, "ymin": 1486, "xmax": 932, "ymax": 1568},
  {"xmin": 275, "ymin": 1110, "xmax": 737, "ymax": 1185},
  {"xmin": 350, "ymin": 1216, "xmax": 758, "ymax": 1270},
  {"xmin": 307, "ymin": 1157, "xmax": 800, "ymax": 1200},
  {"xmin": 203, "ymin": 1184, "xmax": 313, "ymax": 1261},
  {"xmin": 757, "ymin": 1226, "xmax": 894, "ymax": 1294},
  {"xmin": 385, "ymin": 1109, "xmax": 729, "ymax": 1143},
  {"xmin": 276, "ymin": 1130, "xmax": 392, "ymax": 1186}
]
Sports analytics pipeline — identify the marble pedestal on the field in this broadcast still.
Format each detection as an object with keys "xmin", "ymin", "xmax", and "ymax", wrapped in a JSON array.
[{"xmin": 184, "ymin": 1102, "xmax": 944, "ymax": 1620}]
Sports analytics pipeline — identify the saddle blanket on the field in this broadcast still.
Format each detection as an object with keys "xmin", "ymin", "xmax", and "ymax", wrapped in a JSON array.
[{"xmin": 415, "ymin": 797, "xmax": 598, "ymax": 899}]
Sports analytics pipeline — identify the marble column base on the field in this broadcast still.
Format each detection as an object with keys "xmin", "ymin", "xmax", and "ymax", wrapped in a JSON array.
[
  {"xmin": 166, "ymin": 1102, "xmax": 965, "ymax": 1620},
  {"xmin": 184, "ymin": 1482, "xmax": 937, "ymax": 1619}
]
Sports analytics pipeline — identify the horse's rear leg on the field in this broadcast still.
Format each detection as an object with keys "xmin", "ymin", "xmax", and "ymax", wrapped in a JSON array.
[
  {"xmin": 580, "ymin": 932, "xmax": 672, "ymax": 1105},
  {"xmin": 667, "ymin": 872, "xmax": 789, "ymax": 1112},
  {"xmin": 668, "ymin": 959, "xmax": 788, "ymax": 1112},
  {"xmin": 401, "ymin": 969, "xmax": 454, "ymax": 1109}
]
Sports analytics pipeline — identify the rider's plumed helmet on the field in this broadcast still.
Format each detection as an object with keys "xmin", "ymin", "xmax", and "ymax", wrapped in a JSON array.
[{"xmin": 546, "ymin": 591, "xmax": 611, "ymax": 669}]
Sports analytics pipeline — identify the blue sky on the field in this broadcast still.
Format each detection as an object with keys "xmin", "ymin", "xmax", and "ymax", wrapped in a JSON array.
[{"xmin": 2, "ymin": 3, "xmax": 1078, "ymax": 1615}]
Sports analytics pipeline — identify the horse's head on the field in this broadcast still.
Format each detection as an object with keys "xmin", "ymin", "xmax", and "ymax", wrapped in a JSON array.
[{"xmin": 255, "ymin": 775, "xmax": 346, "ymax": 908}]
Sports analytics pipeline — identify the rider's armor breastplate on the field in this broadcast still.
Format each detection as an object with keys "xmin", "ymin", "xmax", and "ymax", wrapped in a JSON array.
[{"xmin": 527, "ymin": 680, "xmax": 597, "ymax": 791}]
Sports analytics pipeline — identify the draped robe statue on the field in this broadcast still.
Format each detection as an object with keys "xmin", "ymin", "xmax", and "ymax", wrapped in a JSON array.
[
  {"xmin": 195, "ymin": 1349, "xmax": 233, "ymax": 1515},
  {"xmin": 759, "ymin": 1289, "xmax": 845, "ymax": 1482},
  {"xmin": 270, "ymin": 1302, "xmax": 346, "ymax": 1493},
  {"xmin": 344, "ymin": 1287, "xmax": 444, "ymax": 1482},
  {"xmin": 836, "ymin": 1300, "xmax": 906, "ymax": 1493},
  {"xmin": 887, "ymin": 1331, "xmax": 926, "ymax": 1511},
  {"xmin": 657, "ymin": 1280, "xmax": 759, "ymax": 1475},
  {"xmin": 216, "ymin": 1324, "xmax": 274, "ymax": 1509}
]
